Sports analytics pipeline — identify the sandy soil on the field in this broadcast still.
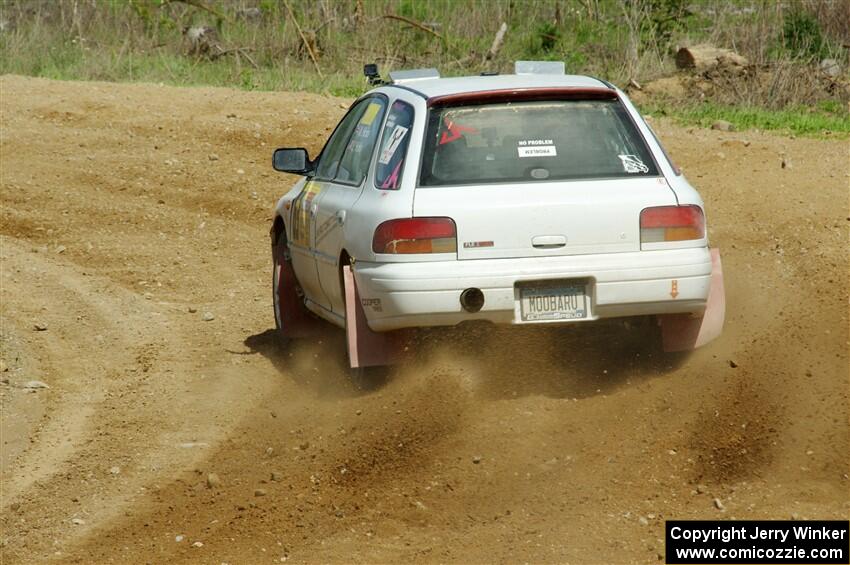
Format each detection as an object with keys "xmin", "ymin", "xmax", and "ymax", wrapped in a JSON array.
[{"xmin": 1, "ymin": 75, "xmax": 848, "ymax": 564}]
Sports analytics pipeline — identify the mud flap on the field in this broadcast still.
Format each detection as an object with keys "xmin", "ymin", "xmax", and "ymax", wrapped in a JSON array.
[
  {"xmin": 343, "ymin": 265, "xmax": 409, "ymax": 369},
  {"xmin": 659, "ymin": 248, "xmax": 726, "ymax": 352},
  {"xmin": 277, "ymin": 245, "xmax": 324, "ymax": 339}
]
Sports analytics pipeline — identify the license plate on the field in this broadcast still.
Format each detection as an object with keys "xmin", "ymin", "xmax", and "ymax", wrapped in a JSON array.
[{"xmin": 519, "ymin": 282, "xmax": 588, "ymax": 322}]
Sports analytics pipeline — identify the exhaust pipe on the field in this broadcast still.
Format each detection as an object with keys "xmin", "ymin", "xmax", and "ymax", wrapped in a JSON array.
[{"xmin": 460, "ymin": 288, "xmax": 485, "ymax": 313}]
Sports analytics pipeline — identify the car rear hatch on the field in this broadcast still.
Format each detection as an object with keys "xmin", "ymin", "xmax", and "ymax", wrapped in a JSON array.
[
  {"xmin": 416, "ymin": 89, "xmax": 677, "ymax": 259},
  {"xmin": 414, "ymin": 178, "xmax": 676, "ymax": 259}
]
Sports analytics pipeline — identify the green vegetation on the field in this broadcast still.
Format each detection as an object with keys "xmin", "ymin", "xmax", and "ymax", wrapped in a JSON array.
[
  {"xmin": 1, "ymin": 0, "xmax": 848, "ymax": 135},
  {"xmin": 4, "ymin": 44, "xmax": 365, "ymax": 96},
  {"xmin": 782, "ymin": 9, "xmax": 829, "ymax": 61},
  {"xmin": 645, "ymin": 100, "xmax": 850, "ymax": 137}
]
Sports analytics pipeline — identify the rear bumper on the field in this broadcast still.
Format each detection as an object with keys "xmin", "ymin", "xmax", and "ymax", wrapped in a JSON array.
[{"xmin": 353, "ymin": 247, "xmax": 713, "ymax": 332}]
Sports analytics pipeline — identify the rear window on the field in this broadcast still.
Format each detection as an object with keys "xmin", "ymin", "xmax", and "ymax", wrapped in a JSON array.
[{"xmin": 419, "ymin": 99, "xmax": 658, "ymax": 187}]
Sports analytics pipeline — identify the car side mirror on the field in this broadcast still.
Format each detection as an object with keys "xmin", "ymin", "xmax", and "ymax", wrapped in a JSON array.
[{"xmin": 273, "ymin": 147, "xmax": 314, "ymax": 175}]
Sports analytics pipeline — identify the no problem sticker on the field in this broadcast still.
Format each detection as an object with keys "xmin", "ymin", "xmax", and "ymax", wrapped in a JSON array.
[{"xmin": 518, "ymin": 139, "xmax": 557, "ymax": 158}]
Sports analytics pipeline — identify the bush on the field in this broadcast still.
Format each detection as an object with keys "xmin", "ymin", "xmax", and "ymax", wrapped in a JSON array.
[
  {"xmin": 642, "ymin": 0, "xmax": 692, "ymax": 49},
  {"xmin": 528, "ymin": 22, "xmax": 560, "ymax": 57},
  {"xmin": 782, "ymin": 10, "xmax": 828, "ymax": 60}
]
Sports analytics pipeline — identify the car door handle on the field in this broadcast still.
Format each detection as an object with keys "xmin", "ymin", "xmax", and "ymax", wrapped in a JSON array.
[
  {"xmin": 310, "ymin": 203, "xmax": 318, "ymax": 217},
  {"xmin": 336, "ymin": 210, "xmax": 346, "ymax": 225},
  {"xmin": 532, "ymin": 235, "xmax": 567, "ymax": 248}
]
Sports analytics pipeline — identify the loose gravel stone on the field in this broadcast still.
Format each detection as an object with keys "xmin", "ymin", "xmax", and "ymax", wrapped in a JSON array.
[{"xmin": 23, "ymin": 380, "xmax": 50, "ymax": 389}]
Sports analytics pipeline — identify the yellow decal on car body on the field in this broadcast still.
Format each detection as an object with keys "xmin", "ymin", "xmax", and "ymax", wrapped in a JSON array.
[{"xmin": 291, "ymin": 181, "xmax": 322, "ymax": 247}]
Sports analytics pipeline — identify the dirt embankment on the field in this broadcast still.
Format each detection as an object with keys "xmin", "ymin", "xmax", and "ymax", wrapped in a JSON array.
[{"xmin": 1, "ymin": 75, "xmax": 848, "ymax": 564}]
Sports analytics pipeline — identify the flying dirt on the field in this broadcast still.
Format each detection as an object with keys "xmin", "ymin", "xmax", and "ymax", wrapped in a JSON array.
[{"xmin": 0, "ymin": 75, "xmax": 848, "ymax": 564}]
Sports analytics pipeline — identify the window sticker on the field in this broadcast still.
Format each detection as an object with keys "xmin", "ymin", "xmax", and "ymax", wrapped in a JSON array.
[
  {"xmin": 618, "ymin": 154, "xmax": 650, "ymax": 173},
  {"xmin": 378, "ymin": 125, "xmax": 409, "ymax": 165},
  {"xmin": 353, "ymin": 123, "xmax": 372, "ymax": 138},
  {"xmin": 359, "ymin": 102, "xmax": 382, "ymax": 126},
  {"xmin": 518, "ymin": 139, "xmax": 557, "ymax": 158},
  {"xmin": 379, "ymin": 161, "xmax": 402, "ymax": 189}
]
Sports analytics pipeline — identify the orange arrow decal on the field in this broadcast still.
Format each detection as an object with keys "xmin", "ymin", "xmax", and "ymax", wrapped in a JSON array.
[{"xmin": 670, "ymin": 280, "xmax": 679, "ymax": 299}]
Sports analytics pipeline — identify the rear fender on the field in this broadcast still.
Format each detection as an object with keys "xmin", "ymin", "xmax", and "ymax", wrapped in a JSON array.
[
  {"xmin": 343, "ymin": 265, "xmax": 410, "ymax": 368},
  {"xmin": 659, "ymin": 248, "xmax": 725, "ymax": 352}
]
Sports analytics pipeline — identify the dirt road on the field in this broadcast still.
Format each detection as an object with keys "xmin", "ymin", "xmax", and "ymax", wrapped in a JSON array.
[{"xmin": 1, "ymin": 75, "xmax": 848, "ymax": 564}]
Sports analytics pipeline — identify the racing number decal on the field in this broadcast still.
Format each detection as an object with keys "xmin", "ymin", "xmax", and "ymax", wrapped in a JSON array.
[{"xmin": 290, "ymin": 181, "xmax": 322, "ymax": 247}]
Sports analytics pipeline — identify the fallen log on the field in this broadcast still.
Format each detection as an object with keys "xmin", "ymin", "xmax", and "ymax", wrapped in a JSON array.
[{"xmin": 675, "ymin": 45, "xmax": 748, "ymax": 72}]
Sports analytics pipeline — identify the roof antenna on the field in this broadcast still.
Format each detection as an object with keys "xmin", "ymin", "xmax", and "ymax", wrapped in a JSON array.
[{"xmin": 363, "ymin": 63, "xmax": 384, "ymax": 85}]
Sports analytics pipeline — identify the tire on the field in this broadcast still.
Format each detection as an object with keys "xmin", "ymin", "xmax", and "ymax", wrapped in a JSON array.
[{"xmin": 271, "ymin": 231, "xmax": 289, "ymax": 334}]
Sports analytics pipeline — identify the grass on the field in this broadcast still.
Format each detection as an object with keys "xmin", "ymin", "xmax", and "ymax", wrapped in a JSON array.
[
  {"xmin": 12, "ymin": 45, "xmax": 366, "ymax": 97},
  {"xmin": 643, "ymin": 101, "xmax": 850, "ymax": 138}
]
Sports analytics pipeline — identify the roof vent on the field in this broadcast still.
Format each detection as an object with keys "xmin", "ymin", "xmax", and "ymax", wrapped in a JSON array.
[
  {"xmin": 388, "ymin": 68, "xmax": 440, "ymax": 83},
  {"xmin": 515, "ymin": 61, "xmax": 566, "ymax": 75}
]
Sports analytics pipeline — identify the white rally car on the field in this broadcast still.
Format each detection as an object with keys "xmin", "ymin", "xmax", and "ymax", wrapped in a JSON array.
[{"xmin": 270, "ymin": 62, "xmax": 724, "ymax": 371}]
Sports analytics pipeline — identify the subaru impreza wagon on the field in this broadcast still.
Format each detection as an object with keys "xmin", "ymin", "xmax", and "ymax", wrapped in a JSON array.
[{"xmin": 270, "ymin": 62, "xmax": 725, "ymax": 372}]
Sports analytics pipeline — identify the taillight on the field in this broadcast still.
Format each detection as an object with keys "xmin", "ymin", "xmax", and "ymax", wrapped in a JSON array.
[
  {"xmin": 640, "ymin": 205, "xmax": 705, "ymax": 244},
  {"xmin": 372, "ymin": 217, "xmax": 457, "ymax": 254}
]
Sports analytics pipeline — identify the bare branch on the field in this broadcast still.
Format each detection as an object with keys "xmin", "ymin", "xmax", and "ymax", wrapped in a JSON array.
[
  {"xmin": 282, "ymin": 0, "xmax": 324, "ymax": 79},
  {"xmin": 212, "ymin": 47, "xmax": 259, "ymax": 69},
  {"xmin": 382, "ymin": 13, "xmax": 443, "ymax": 40},
  {"xmin": 484, "ymin": 22, "xmax": 507, "ymax": 62}
]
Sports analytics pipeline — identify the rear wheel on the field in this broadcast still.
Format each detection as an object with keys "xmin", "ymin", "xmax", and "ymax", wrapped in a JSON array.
[{"xmin": 272, "ymin": 232, "xmax": 291, "ymax": 334}]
